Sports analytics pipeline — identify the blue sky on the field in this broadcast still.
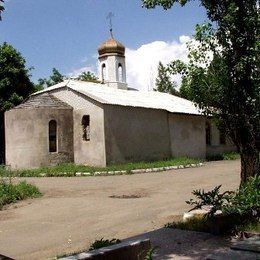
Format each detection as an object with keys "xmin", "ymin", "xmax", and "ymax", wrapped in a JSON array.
[{"xmin": 0, "ymin": 0, "xmax": 207, "ymax": 89}]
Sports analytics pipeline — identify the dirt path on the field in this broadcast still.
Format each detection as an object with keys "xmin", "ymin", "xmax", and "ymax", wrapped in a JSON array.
[{"xmin": 0, "ymin": 160, "xmax": 240, "ymax": 259}]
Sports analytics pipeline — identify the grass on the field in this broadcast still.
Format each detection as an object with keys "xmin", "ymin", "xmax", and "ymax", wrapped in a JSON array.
[
  {"xmin": 0, "ymin": 180, "xmax": 42, "ymax": 209},
  {"xmin": 89, "ymin": 238, "xmax": 121, "ymax": 251},
  {"xmin": 165, "ymin": 216, "xmax": 211, "ymax": 233},
  {"xmin": 237, "ymin": 222, "xmax": 260, "ymax": 233},
  {"xmin": 206, "ymin": 151, "xmax": 240, "ymax": 161},
  {"xmin": 0, "ymin": 157, "xmax": 203, "ymax": 177},
  {"xmin": 165, "ymin": 215, "xmax": 260, "ymax": 235}
]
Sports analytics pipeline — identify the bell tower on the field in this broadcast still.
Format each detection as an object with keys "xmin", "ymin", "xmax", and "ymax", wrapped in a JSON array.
[{"xmin": 98, "ymin": 24, "xmax": 127, "ymax": 90}]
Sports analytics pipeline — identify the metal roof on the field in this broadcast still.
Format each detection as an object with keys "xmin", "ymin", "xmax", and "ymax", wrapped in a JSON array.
[
  {"xmin": 33, "ymin": 80, "xmax": 202, "ymax": 115},
  {"xmin": 15, "ymin": 93, "xmax": 72, "ymax": 109}
]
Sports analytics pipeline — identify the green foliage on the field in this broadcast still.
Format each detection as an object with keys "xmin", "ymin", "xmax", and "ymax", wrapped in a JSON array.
[
  {"xmin": 144, "ymin": 246, "xmax": 159, "ymax": 260},
  {"xmin": 143, "ymin": 0, "xmax": 260, "ymax": 182},
  {"xmin": 77, "ymin": 71, "xmax": 100, "ymax": 83},
  {"xmin": 0, "ymin": 43, "xmax": 36, "ymax": 163},
  {"xmin": 35, "ymin": 68, "xmax": 64, "ymax": 89},
  {"xmin": 167, "ymin": 176, "xmax": 259, "ymax": 234},
  {"xmin": 222, "ymin": 152, "xmax": 240, "ymax": 161},
  {"xmin": 0, "ymin": 180, "xmax": 41, "ymax": 209},
  {"xmin": 0, "ymin": 157, "xmax": 203, "ymax": 177},
  {"xmin": 206, "ymin": 152, "xmax": 240, "ymax": 161},
  {"xmin": 186, "ymin": 185, "xmax": 233, "ymax": 218},
  {"xmin": 89, "ymin": 238, "xmax": 121, "ymax": 251},
  {"xmin": 154, "ymin": 62, "xmax": 179, "ymax": 95},
  {"xmin": 236, "ymin": 222, "xmax": 260, "ymax": 233},
  {"xmin": 165, "ymin": 216, "xmax": 210, "ymax": 233},
  {"xmin": 0, "ymin": 0, "xmax": 4, "ymax": 21},
  {"xmin": 186, "ymin": 176, "xmax": 259, "ymax": 223},
  {"xmin": 223, "ymin": 176, "xmax": 260, "ymax": 217}
]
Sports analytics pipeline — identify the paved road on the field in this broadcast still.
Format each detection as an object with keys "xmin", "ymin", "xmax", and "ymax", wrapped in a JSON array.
[{"xmin": 0, "ymin": 160, "xmax": 240, "ymax": 259}]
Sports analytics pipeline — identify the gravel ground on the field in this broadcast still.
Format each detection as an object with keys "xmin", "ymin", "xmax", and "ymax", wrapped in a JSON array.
[{"xmin": 0, "ymin": 160, "xmax": 240, "ymax": 259}]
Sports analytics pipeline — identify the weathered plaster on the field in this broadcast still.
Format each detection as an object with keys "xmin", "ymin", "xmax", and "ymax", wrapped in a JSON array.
[
  {"xmin": 104, "ymin": 105, "xmax": 171, "ymax": 164},
  {"xmin": 5, "ymin": 108, "xmax": 73, "ymax": 169}
]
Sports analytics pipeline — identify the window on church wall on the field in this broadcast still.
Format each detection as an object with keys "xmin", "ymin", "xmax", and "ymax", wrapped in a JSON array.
[
  {"xmin": 206, "ymin": 122, "xmax": 211, "ymax": 145},
  {"xmin": 82, "ymin": 115, "xmax": 90, "ymax": 141},
  {"xmin": 101, "ymin": 63, "xmax": 106, "ymax": 82},
  {"xmin": 118, "ymin": 63, "xmax": 123, "ymax": 82},
  {"xmin": 49, "ymin": 120, "xmax": 57, "ymax": 153}
]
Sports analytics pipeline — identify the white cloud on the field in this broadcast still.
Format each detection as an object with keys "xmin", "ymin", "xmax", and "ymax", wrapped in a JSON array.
[
  {"xmin": 126, "ymin": 35, "xmax": 191, "ymax": 91},
  {"xmin": 68, "ymin": 35, "xmax": 191, "ymax": 90}
]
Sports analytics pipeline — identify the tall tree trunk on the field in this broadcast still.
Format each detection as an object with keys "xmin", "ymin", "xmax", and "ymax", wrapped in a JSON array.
[
  {"xmin": 240, "ymin": 149, "xmax": 260, "ymax": 184},
  {"xmin": 0, "ymin": 113, "xmax": 5, "ymax": 165}
]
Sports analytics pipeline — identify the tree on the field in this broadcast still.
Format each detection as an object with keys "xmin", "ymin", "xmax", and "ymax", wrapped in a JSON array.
[
  {"xmin": 35, "ymin": 68, "xmax": 64, "ymax": 89},
  {"xmin": 76, "ymin": 71, "xmax": 100, "ymax": 83},
  {"xmin": 154, "ymin": 61, "xmax": 179, "ymax": 95},
  {"xmin": 0, "ymin": 43, "xmax": 36, "ymax": 163},
  {"xmin": 0, "ymin": 0, "xmax": 4, "ymax": 21},
  {"xmin": 142, "ymin": 0, "xmax": 260, "ymax": 183}
]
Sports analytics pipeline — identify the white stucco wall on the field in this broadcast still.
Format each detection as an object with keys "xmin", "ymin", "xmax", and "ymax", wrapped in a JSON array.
[
  {"xmin": 52, "ymin": 89, "xmax": 106, "ymax": 167},
  {"xmin": 169, "ymin": 114, "xmax": 206, "ymax": 158},
  {"xmin": 104, "ymin": 105, "xmax": 171, "ymax": 164},
  {"xmin": 5, "ymin": 108, "xmax": 73, "ymax": 169}
]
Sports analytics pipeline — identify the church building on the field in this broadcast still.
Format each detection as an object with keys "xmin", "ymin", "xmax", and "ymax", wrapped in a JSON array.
[{"xmin": 5, "ymin": 36, "xmax": 235, "ymax": 169}]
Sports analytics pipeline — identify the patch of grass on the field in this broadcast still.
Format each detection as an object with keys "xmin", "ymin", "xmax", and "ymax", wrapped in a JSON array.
[
  {"xmin": 89, "ymin": 238, "xmax": 121, "ymax": 251},
  {"xmin": 0, "ymin": 180, "xmax": 41, "ymax": 209},
  {"xmin": 165, "ymin": 216, "xmax": 211, "ymax": 233},
  {"xmin": 0, "ymin": 157, "xmax": 203, "ymax": 177},
  {"xmin": 207, "ymin": 152, "xmax": 240, "ymax": 161},
  {"xmin": 236, "ymin": 221, "xmax": 260, "ymax": 233},
  {"xmin": 223, "ymin": 152, "xmax": 240, "ymax": 160}
]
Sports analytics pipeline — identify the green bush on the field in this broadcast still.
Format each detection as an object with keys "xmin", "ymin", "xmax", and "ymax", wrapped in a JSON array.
[
  {"xmin": 223, "ymin": 176, "xmax": 260, "ymax": 217},
  {"xmin": 167, "ymin": 176, "xmax": 259, "ymax": 235},
  {"xmin": 89, "ymin": 238, "xmax": 121, "ymax": 251},
  {"xmin": 186, "ymin": 185, "xmax": 233, "ymax": 218},
  {"xmin": 0, "ymin": 180, "xmax": 41, "ymax": 209}
]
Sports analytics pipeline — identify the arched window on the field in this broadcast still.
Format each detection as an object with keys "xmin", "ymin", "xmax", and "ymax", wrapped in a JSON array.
[
  {"xmin": 82, "ymin": 115, "xmax": 90, "ymax": 141},
  {"xmin": 118, "ymin": 63, "xmax": 123, "ymax": 82},
  {"xmin": 49, "ymin": 120, "xmax": 57, "ymax": 152},
  {"xmin": 101, "ymin": 63, "xmax": 106, "ymax": 82},
  {"xmin": 206, "ymin": 122, "xmax": 211, "ymax": 145}
]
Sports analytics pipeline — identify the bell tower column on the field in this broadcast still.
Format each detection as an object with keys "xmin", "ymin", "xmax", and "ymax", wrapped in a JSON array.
[{"xmin": 98, "ymin": 36, "xmax": 127, "ymax": 90}]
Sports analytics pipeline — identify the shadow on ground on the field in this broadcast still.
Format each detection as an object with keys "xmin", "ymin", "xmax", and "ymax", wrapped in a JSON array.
[{"xmin": 123, "ymin": 228, "xmax": 231, "ymax": 260}]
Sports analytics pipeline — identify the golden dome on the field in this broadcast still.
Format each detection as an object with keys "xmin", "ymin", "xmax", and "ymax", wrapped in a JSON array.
[{"xmin": 98, "ymin": 38, "xmax": 125, "ymax": 57}]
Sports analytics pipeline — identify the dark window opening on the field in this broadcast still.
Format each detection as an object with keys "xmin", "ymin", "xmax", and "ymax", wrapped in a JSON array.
[
  {"xmin": 101, "ymin": 63, "xmax": 106, "ymax": 82},
  {"xmin": 118, "ymin": 63, "xmax": 123, "ymax": 82},
  {"xmin": 206, "ymin": 122, "xmax": 211, "ymax": 145},
  {"xmin": 49, "ymin": 120, "xmax": 57, "ymax": 152},
  {"xmin": 82, "ymin": 115, "xmax": 90, "ymax": 141}
]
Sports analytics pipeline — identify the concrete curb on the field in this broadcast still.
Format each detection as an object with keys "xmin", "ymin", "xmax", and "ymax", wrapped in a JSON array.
[
  {"xmin": 39, "ymin": 163, "xmax": 204, "ymax": 177},
  {"xmin": 59, "ymin": 239, "xmax": 151, "ymax": 260}
]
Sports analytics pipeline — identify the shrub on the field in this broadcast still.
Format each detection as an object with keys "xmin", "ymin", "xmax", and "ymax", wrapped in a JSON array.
[
  {"xmin": 0, "ymin": 180, "xmax": 41, "ymax": 209},
  {"xmin": 223, "ymin": 176, "xmax": 260, "ymax": 218},
  {"xmin": 186, "ymin": 185, "xmax": 233, "ymax": 218},
  {"xmin": 181, "ymin": 176, "xmax": 260, "ymax": 234},
  {"xmin": 89, "ymin": 238, "xmax": 121, "ymax": 251}
]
